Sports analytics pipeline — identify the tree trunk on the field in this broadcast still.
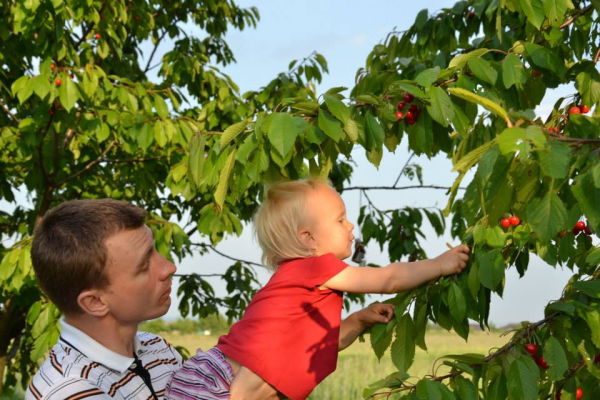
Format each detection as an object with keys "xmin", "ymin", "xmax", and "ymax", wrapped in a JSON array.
[{"xmin": 0, "ymin": 355, "xmax": 5, "ymax": 394}]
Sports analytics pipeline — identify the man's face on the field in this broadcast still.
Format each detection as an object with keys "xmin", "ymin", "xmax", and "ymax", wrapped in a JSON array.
[{"xmin": 101, "ymin": 225, "xmax": 176, "ymax": 325}]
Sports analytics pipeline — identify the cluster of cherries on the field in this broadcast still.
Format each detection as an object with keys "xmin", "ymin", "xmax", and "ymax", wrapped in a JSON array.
[
  {"xmin": 47, "ymin": 102, "xmax": 62, "ymax": 115},
  {"xmin": 559, "ymin": 221, "xmax": 593, "ymax": 238},
  {"xmin": 395, "ymin": 93, "xmax": 421, "ymax": 125},
  {"xmin": 568, "ymin": 104, "xmax": 591, "ymax": 116},
  {"xmin": 524, "ymin": 343, "xmax": 585, "ymax": 399},
  {"xmin": 500, "ymin": 215, "xmax": 520, "ymax": 229}
]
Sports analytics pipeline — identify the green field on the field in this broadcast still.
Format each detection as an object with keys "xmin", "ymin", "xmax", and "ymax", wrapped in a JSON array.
[{"xmin": 163, "ymin": 328, "xmax": 508, "ymax": 400}]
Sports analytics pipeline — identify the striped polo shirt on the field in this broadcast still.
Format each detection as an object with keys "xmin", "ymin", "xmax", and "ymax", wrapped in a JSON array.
[{"xmin": 25, "ymin": 319, "xmax": 182, "ymax": 400}]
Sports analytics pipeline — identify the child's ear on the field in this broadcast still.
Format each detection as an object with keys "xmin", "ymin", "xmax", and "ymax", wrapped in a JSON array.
[{"xmin": 298, "ymin": 227, "xmax": 314, "ymax": 248}]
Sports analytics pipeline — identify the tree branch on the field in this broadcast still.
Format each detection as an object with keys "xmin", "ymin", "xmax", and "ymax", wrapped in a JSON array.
[
  {"xmin": 393, "ymin": 153, "xmax": 415, "ymax": 187},
  {"xmin": 594, "ymin": 46, "xmax": 600, "ymax": 64},
  {"xmin": 0, "ymin": 101, "xmax": 19, "ymax": 124},
  {"xmin": 55, "ymin": 141, "xmax": 116, "ymax": 187},
  {"xmin": 144, "ymin": 30, "xmax": 169, "ymax": 73},
  {"xmin": 191, "ymin": 242, "xmax": 265, "ymax": 268},
  {"xmin": 559, "ymin": 5, "xmax": 593, "ymax": 29},
  {"xmin": 343, "ymin": 185, "xmax": 460, "ymax": 192}
]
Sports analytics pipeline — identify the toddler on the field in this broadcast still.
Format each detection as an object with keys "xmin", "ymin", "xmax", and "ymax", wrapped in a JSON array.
[{"xmin": 166, "ymin": 178, "xmax": 469, "ymax": 400}]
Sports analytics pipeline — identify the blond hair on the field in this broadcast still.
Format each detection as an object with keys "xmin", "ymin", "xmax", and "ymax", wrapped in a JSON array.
[{"xmin": 254, "ymin": 178, "xmax": 331, "ymax": 269}]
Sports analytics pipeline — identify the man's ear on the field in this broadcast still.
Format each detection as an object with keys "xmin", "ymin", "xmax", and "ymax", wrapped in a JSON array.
[{"xmin": 77, "ymin": 288, "xmax": 110, "ymax": 317}]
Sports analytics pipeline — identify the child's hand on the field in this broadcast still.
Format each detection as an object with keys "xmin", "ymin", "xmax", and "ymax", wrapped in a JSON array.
[
  {"xmin": 434, "ymin": 244, "xmax": 470, "ymax": 276},
  {"xmin": 354, "ymin": 302, "xmax": 395, "ymax": 329}
]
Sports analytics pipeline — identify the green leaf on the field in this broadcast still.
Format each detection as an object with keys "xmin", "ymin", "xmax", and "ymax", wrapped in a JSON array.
[
  {"xmin": 507, "ymin": 356, "xmax": 540, "ymax": 400},
  {"xmin": 427, "ymin": 87, "xmax": 454, "ymax": 127},
  {"xmin": 220, "ymin": 120, "xmax": 247, "ymax": 147},
  {"xmin": 580, "ymin": 310, "xmax": 600, "ymax": 348},
  {"xmin": 317, "ymin": 109, "xmax": 343, "ymax": 142},
  {"xmin": 477, "ymin": 249, "xmax": 505, "ymax": 290},
  {"xmin": 188, "ymin": 134, "xmax": 207, "ymax": 187},
  {"xmin": 468, "ymin": 57, "xmax": 498, "ymax": 85},
  {"xmin": 543, "ymin": 336, "xmax": 568, "ymax": 380},
  {"xmin": 364, "ymin": 112, "xmax": 384, "ymax": 148},
  {"xmin": 323, "ymin": 94, "xmax": 350, "ymax": 124},
  {"xmin": 544, "ymin": 0, "xmax": 571, "ymax": 22},
  {"xmin": 153, "ymin": 120, "xmax": 167, "ymax": 147},
  {"xmin": 455, "ymin": 376, "xmax": 478, "ymax": 400},
  {"xmin": 447, "ymin": 87, "xmax": 511, "ymax": 126},
  {"xmin": 415, "ymin": 67, "xmax": 440, "ymax": 87},
  {"xmin": 416, "ymin": 379, "xmax": 444, "ymax": 400},
  {"xmin": 526, "ymin": 192, "xmax": 568, "ymax": 242},
  {"xmin": 539, "ymin": 141, "xmax": 571, "ymax": 179},
  {"xmin": 572, "ymin": 172, "xmax": 600, "ymax": 233},
  {"xmin": 448, "ymin": 282, "xmax": 467, "ymax": 321},
  {"xmin": 524, "ymin": 43, "xmax": 566, "ymax": 77},
  {"xmin": 575, "ymin": 72, "xmax": 600, "ymax": 107},
  {"xmin": 592, "ymin": 163, "xmax": 600, "ymax": 188},
  {"xmin": 343, "ymin": 118, "xmax": 359, "ymax": 142},
  {"xmin": 586, "ymin": 248, "xmax": 600, "ymax": 265},
  {"xmin": 267, "ymin": 113, "xmax": 307, "ymax": 157},
  {"xmin": 502, "ymin": 54, "xmax": 527, "ymax": 89},
  {"xmin": 58, "ymin": 77, "xmax": 79, "ymax": 111},
  {"xmin": 519, "ymin": 0, "xmax": 545, "ymax": 29},
  {"xmin": 370, "ymin": 320, "xmax": 394, "ymax": 360},
  {"xmin": 390, "ymin": 314, "xmax": 415, "ymax": 374},
  {"xmin": 449, "ymin": 48, "xmax": 490, "ymax": 69},
  {"xmin": 572, "ymin": 280, "xmax": 600, "ymax": 298},
  {"xmin": 485, "ymin": 226, "xmax": 507, "ymax": 248},
  {"xmin": 214, "ymin": 149, "xmax": 237, "ymax": 209},
  {"xmin": 31, "ymin": 75, "xmax": 51, "ymax": 99},
  {"xmin": 136, "ymin": 124, "xmax": 153, "ymax": 150}
]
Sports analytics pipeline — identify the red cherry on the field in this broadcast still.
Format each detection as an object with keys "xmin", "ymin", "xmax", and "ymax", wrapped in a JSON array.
[
  {"xmin": 532, "ymin": 70, "xmax": 542, "ymax": 77},
  {"xmin": 594, "ymin": 354, "xmax": 600, "ymax": 364},
  {"xmin": 55, "ymin": 78, "xmax": 62, "ymax": 87},
  {"xmin": 535, "ymin": 355, "xmax": 549, "ymax": 369},
  {"xmin": 405, "ymin": 115, "xmax": 416, "ymax": 125},
  {"xmin": 467, "ymin": 11, "xmax": 475, "ymax": 18},
  {"xmin": 509, "ymin": 216, "xmax": 520, "ymax": 226},
  {"xmin": 395, "ymin": 111, "xmax": 404, "ymax": 120},
  {"xmin": 70, "ymin": 73, "xmax": 74, "ymax": 79},
  {"xmin": 403, "ymin": 93, "xmax": 414, "ymax": 103},
  {"xmin": 134, "ymin": 15, "xmax": 141, "ymax": 21},
  {"xmin": 95, "ymin": 33, "xmax": 101, "ymax": 39},
  {"xmin": 583, "ymin": 225, "xmax": 592, "ymax": 235},
  {"xmin": 576, "ymin": 387, "xmax": 583, "ymax": 400},
  {"xmin": 574, "ymin": 221, "xmax": 586, "ymax": 232},
  {"xmin": 409, "ymin": 104, "xmax": 420, "ymax": 115},
  {"xmin": 580, "ymin": 105, "xmax": 590, "ymax": 113},
  {"xmin": 524, "ymin": 343, "xmax": 538, "ymax": 355},
  {"xmin": 405, "ymin": 110, "xmax": 414, "ymax": 120},
  {"xmin": 569, "ymin": 106, "xmax": 581, "ymax": 115},
  {"xmin": 55, "ymin": 103, "xmax": 62, "ymax": 109},
  {"xmin": 501, "ymin": 218, "xmax": 511, "ymax": 229},
  {"xmin": 48, "ymin": 109, "xmax": 55, "ymax": 115},
  {"xmin": 558, "ymin": 230, "xmax": 568, "ymax": 238},
  {"xmin": 50, "ymin": 63, "xmax": 56, "ymax": 70},
  {"xmin": 397, "ymin": 102, "xmax": 406, "ymax": 111}
]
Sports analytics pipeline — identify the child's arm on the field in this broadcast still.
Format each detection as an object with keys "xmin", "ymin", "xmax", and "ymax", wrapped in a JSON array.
[
  {"xmin": 338, "ymin": 303, "xmax": 394, "ymax": 351},
  {"xmin": 229, "ymin": 366, "xmax": 283, "ymax": 400},
  {"xmin": 323, "ymin": 245, "xmax": 470, "ymax": 294}
]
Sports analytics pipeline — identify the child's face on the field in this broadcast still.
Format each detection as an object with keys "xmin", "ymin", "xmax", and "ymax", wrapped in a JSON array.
[{"xmin": 301, "ymin": 183, "xmax": 355, "ymax": 259}]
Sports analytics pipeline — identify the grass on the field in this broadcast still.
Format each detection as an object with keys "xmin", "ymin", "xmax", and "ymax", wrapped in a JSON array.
[{"xmin": 162, "ymin": 327, "xmax": 508, "ymax": 400}]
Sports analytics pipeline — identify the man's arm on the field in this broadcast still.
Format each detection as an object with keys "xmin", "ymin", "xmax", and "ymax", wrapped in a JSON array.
[{"xmin": 338, "ymin": 303, "xmax": 395, "ymax": 351}]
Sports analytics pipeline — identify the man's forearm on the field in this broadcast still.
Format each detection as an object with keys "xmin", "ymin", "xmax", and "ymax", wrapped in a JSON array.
[{"xmin": 338, "ymin": 312, "xmax": 365, "ymax": 351}]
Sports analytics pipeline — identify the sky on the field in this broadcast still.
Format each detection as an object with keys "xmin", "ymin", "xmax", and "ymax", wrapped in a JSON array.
[{"xmin": 164, "ymin": 0, "xmax": 578, "ymax": 327}]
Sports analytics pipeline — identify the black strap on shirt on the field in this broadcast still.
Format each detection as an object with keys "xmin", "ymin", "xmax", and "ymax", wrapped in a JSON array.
[{"xmin": 131, "ymin": 354, "xmax": 158, "ymax": 400}]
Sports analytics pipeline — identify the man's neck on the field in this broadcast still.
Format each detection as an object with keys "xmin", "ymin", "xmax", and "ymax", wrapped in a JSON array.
[{"xmin": 64, "ymin": 314, "xmax": 138, "ymax": 357}]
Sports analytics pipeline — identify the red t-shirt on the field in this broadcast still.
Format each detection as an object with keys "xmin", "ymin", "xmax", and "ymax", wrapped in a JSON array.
[{"xmin": 217, "ymin": 253, "xmax": 348, "ymax": 400}]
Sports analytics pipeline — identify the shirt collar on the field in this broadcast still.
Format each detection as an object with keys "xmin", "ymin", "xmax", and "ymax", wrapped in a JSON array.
[{"xmin": 59, "ymin": 318, "xmax": 142, "ymax": 373}]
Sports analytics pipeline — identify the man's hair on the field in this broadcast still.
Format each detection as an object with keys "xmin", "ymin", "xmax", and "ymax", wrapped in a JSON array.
[
  {"xmin": 31, "ymin": 199, "xmax": 146, "ymax": 315},
  {"xmin": 254, "ymin": 178, "xmax": 331, "ymax": 269}
]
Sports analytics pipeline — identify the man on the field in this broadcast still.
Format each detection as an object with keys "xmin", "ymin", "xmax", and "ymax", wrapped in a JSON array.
[{"xmin": 26, "ymin": 199, "xmax": 181, "ymax": 399}]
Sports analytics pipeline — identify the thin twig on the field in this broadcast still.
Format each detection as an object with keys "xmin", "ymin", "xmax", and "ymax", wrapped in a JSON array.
[
  {"xmin": 559, "ymin": 5, "xmax": 593, "ymax": 29},
  {"xmin": 393, "ymin": 153, "xmax": 415, "ymax": 187},
  {"xmin": 594, "ymin": 47, "xmax": 600, "ymax": 64},
  {"xmin": 144, "ymin": 30, "xmax": 169, "ymax": 73},
  {"xmin": 55, "ymin": 142, "xmax": 116, "ymax": 187},
  {"xmin": 343, "ymin": 185, "xmax": 460, "ymax": 192},
  {"xmin": 0, "ymin": 101, "xmax": 19, "ymax": 124},
  {"xmin": 191, "ymin": 242, "xmax": 264, "ymax": 269}
]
